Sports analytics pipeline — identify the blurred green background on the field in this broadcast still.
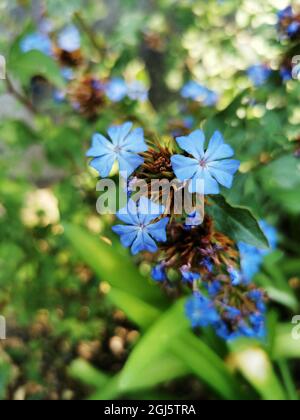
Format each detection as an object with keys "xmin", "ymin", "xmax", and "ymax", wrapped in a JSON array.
[{"xmin": 0, "ymin": 0, "xmax": 300, "ymax": 400}]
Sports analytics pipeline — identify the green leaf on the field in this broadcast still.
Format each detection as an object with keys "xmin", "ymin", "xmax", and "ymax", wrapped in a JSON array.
[
  {"xmin": 108, "ymin": 288, "xmax": 161, "ymax": 330},
  {"xmin": 68, "ymin": 359, "xmax": 109, "ymax": 389},
  {"xmin": 209, "ymin": 195, "xmax": 269, "ymax": 249},
  {"xmin": 119, "ymin": 299, "xmax": 189, "ymax": 391},
  {"xmin": 9, "ymin": 50, "xmax": 65, "ymax": 88},
  {"xmin": 64, "ymin": 223, "xmax": 166, "ymax": 306}
]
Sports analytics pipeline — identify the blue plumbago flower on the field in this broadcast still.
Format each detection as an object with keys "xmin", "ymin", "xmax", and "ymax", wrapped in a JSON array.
[
  {"xmin": 181, "ymin": 81, "xmax": 218, "ymax": 106},
  {"xmin": 239, "ymin": 220, "xmax": 277, "ymax": 282},
  {"xmin": 105, "ymin": 78, "xmax": 128, "ymax": 102},
  {"xmin": 57, "ymin": 25, "xmax": 81, "ymax": 52},
  {"xmin": 185, "ymin": 293, "xmax": 220, "ymax": 328},
  {"xmin": 228, "ymin": 267, "xmax": 242, "ymax": 286},
  {"xmin": 287, "ymin": 21, "xmax": 300, "ymax": 37},
  {"xmin": 202, "ymin": 257, "xmax": 214, "ymax": 273},
  {"xmin": 127, "ymin": 81, "xmax": 149, "ymax": 102},
  {"xmin": 87, "ymin": 122, "xmax": 148, "ymax": 177},
  {"xmin": 20, "ymin": 33, "xmax": 52, "ymax": 55},
  {"xmin": 206, "ymin": 281, "xmax": 221, "ymax": 297},
  {"xmin": 171, "ymin": 130, "xmax": 240, "ymax": 195},
  {"xmin": 61, "ymin": 67, "xmax": 74, "ymax": 81},
  {"xmin": 112, "ymin": 197, "xmax": 169, "ymax": 255},
  {"xmin": 247, "ymin": 65, "xmax": 271, "ymax": 87},
  {"xmin": 180, "ymin": 265, "xmax": 201, "ymax": 283},
  {"xmin": 185, "ymin": 211, "xmax": 202, "ymax": 227},
  {"xmin": 280, "ymin": 66, "xmax": 292, "ymax": 82},
  {"xmin": 152, "ymin": 263, "xmax": 167, "ymax": 282},
  {"xmin": 278, "ymin": 6, "xmax": 293, "ymax": 21}
]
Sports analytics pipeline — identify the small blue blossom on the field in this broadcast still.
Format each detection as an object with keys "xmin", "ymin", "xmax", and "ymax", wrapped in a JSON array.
[
  {"xmin": 185, "ymin": 211, "xmax": 203, "ymax": 227},
  {"xmin": 61, "ymin": 67, "xmax": 74, "ymax": 81},
  {"xmin": 238, "ymin": 220, "xmax": 277, "ymax": 282},
  {"xmin": 171, "ymin": 130, "xmax": 240, "ymax": 195},
  {"xmin": 57, "ymin": 25, "xmax": 81, "ymax": 52},
  {"xmin": 228, "ymin": 267, "xmax": 242, "ymax": 286},
  {"xmin": 20, "ymin": 32, "xmax": 52, "ymax": 55},
  {"xmin": 287, "ymin": 21, "xmax": 300, "ymax": 37},
  {"xmin": 180, "ymin": 265, "xmax": 200, "ymax": 283},
  {"xmin": 185, "ymin": 293, "xmax": 220, "ymax": 328},
  {"xmin": 112, "ymin": 197, "xmax": 169, "ymax": 255},
  {"xmin": 277, "ymin": 6, "xmax": 293, "ymax": 21},
  {"xmin": 206, "ymin": 281, "xmax": 221, "ymax": 297},
  {"xmin": 87, "ymin": 122, "xmax": 148, "ymax": 177},
  {"xmin": 105, "ymin": 78, "xmax": 128, "ymax": 102},
  {"xmin": 152, "ymin": 263, "xmax": 167, "ymax": 282},
  {"xmin": 202, "ymin": 258, "xmax": 214, "ymax": 273},
  {"xmin": 247, "ymin": 65, "xmax": 271, "ymax": 87},
  {"xmin": 127, "ymin": 81, "xmax": 148, "ymax": 102},
  {"xmin": 181, "ymin": 81, "xmax": 218, "ymax": 106},
  {"xmin": 280, "ymin": 67, "xmax": 292, "ymax": 82}
]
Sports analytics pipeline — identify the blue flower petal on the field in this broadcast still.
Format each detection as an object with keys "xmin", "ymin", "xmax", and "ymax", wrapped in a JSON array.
[
  {"xmin": 207, "ymin": 159, "xmax": 240, "ymax": 188},
  {"xmin": 205, "ymin": 131, "xmax": 234, "ymax": 161},
  {"xmin": 171, "ymin": 155, "xmax": 199, "ymax": 181},
  {"xmin": 176, "ymin": 130, "xmax": 205, "ymax": 159},
  {"xmin": 107, "ymin": 122, "xmax": 133, "ymax": 146},
  {"xmin": 89, "ymin": 154, "xmax": 115, "ymax": 177},
  {"xmin": 118, "ymin": 150, "xmax": 144, "ymax": 177},
  {"xmin": 112, "ymin": 225, "xmax": 137, "ymax": 247},
  {"xmin": 131, "ymin": 230, "xmax": 158, "ymax": 255},
  {"xmin": 137, "ymin": 197, "xmax": 164, "ymax": 225},
  {"xmin": 86, "ymin": 133, "xmax": 114, "ymax": 157},
  {"xmin": 121, "ymin": 127, "xmax": 148, "ymax": 153},
  {"xmin": 147, "ymin": 217, "xmax": 169, "ymax": 242}
]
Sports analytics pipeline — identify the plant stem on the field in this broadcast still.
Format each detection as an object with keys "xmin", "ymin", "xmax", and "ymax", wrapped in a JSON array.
[
  {"xmin": 5, "ymin": 75, "xmax": 37, "ymax": 114},
  {"xmin": 278, "ymin": 359, "xmax": 298, "ymax": 401}
]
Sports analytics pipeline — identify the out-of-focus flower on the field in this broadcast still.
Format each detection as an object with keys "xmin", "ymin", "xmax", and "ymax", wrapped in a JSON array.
[
  {"xmin": 180, "ymin": 265, "xmax": 201, "ymax": 283},
  {"xmin": 247, "ymin": 65, "xmax": 271, "ymax": 87},
  {"xmin": 87, "ymin": 122, "xmax": 147, "ymax": 177},
  {"xmin": 21, "ymin": 189, "xmax": 60, "ymax": 228},
  {"xmin": 20, "ymin": 32, "xmax": 52, "ymax": 55},
  {"xmin": 185, "ymin": 293, "xmax": 220, "ymax": 328},
  {"xmin": 277, "ymin": 6, "xmax": 300, "ymax": 39},
  {"xmin": 57, "ymin": 25, "xmax": 81, "ymax": 52},
  {"xmin": 151, "ymin": 263, "xmax": 167, "ymax": 282},
  {"xmin": 127, "ymin": 81, "xmax": 149, "ymax": 102},
  {"xmin": 238, "ymin": 220, "xmax": 277, "ymax": 283},
  {"xmin": 112, "ymin": 197, "xmax": 169, "ymax": 255},
  {"xmin": 68, "ymin": 76, "xmax": 106, "ymax": 118},
  {"xmin": 181, "ymin": 81, "xmax": 218, "ymax": 106},
  {"xmin": 171, "ymin": 130, "xmax": 240, "ymax": 194},
  {"xmin": 105, "ymin": 78, "xmax": 128, "ymax": 102}
]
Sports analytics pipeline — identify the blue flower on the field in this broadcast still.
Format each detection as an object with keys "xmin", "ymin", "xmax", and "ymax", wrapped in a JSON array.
[
  {"xmin": 185, "ymin": 211, "xmax": 203, "ymax": 227},
  {"xmin": 105, "ymin": 78, "xmax": 128, "ymax": 102},
  {"xmin": 206, "ymin": 281, "xmax": 221, "ymax": 297},
  {"xmin": 127, "ymin": 81, "xmax": 148, "ymax": 102},
  {"xmin": 87, "ymin": 122, "xmax": 148, "ymax": 177},
  {"xmin": 181, "ymin": 81, "xmax": 218, "ymax": 106},
  {"xmin": 228, "ymin": 267, "xmax": 242, "ymax": 286},
  {"xmin": 202, "ymin": 257, "xmax": 214, "ymax": 273},
  {"xmin": 278, "ymin": 6, "xmax": 293, "ymax": 21},
  {"xmin": 112, "ymin": 197, "xmax": 169, "ymax": 255},
  {"xmin": 287, "ymin": 21, "xmax": 300, "ymax": 37},
  {"xmin": 20, "ymin": 33, "xmax": 52, "ymax": 55},
  {"xmin": 238, "ymin": 220, "xmax": 277, "ymax": 282},
  {"xmin": 57, "ymin": 25, "xmax": 81, "ymax": 52},
  {"xmin": 280, "ymin": 67, "xmax": 292, "ymax": 82},
  {"xmin": 152, "ymin": 263, "xmax": 167, "ymax": 282},
  {"xmin": 180, "ymin": 265, "xmax": 200, "ymax": 283},
  {"xmin": 171, "ymin": 130, "xmax": 240, "ymax": 195},
  {"xmin": 186, "ymin": 293, "xmax": 220, "ymax": 328},
  {"xmin": 247, "ymin": 65, "xmax": 271, "ymax": 87}
]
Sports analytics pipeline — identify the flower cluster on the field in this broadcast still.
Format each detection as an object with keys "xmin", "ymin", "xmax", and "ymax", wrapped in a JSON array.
[
  {"xmin": 181, "ymin": 81, "xmax": 218, "ymax": 107},
  {"xmin": 88, "ymin": 122, "xmax": 273, "ymax": 341},
  {"xmin": 277, "ymin": 6, "xmax": 300, "ymax": 39},
  {"xmin": 105, "ymin": 78, "xmax": 149, "ymax": 103}
]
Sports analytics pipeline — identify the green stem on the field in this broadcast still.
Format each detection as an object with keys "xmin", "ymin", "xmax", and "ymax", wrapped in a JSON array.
[{"xmin": 278, "ymin": 359, "xmax": 298, "ymax": 401}]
